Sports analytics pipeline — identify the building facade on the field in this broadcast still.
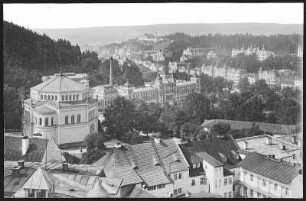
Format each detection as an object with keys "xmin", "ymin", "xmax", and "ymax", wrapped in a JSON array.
[
  {"xmin": 232, "ymin": 45, "xmax": 275, "ymax": 61},
  {"xmin": 22, "ymin": 73, "xmax": 98, "ymax": 145}
]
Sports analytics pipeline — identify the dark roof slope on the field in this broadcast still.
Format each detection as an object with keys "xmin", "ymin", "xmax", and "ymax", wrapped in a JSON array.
[
  {"xmin": 4, "ymin": 135, "xmax": 48, "ymax": 162},
  {"xmin": 179, "ymin": 137, "xmax": 241, "ymax": 169},
  {"xmin": 237, "ymin": 152, "xmax": 301, "ymax": 184}
]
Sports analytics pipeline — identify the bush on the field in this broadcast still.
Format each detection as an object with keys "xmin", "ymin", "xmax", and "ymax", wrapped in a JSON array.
[
  {"xmin": 63, "ymin": 152, "xmax": 81, "ymax": 164},
  {"xmin": 82, "ymin": 149, "xmax": 105, "ymax": 164},
  {"xmin": 84, "ymin": 132, "xmax": 106, "ymax": 150}
]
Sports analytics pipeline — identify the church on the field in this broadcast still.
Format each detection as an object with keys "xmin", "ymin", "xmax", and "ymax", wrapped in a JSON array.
[{"xmin": 22, "ymin": 73, "xmax": 98, "ymax": 146}]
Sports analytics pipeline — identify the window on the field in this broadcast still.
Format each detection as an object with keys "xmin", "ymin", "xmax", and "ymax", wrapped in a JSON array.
[
  {"xmin": 229, "ymin": 177, "xmax": 232, "ymax": 185},
  {"xmin": 257, "ymin": 192, "xmax": 261, "ymax": 198},
  {"xmin": 224, "ymin": 193, "xmax": 227, "ymax": 197},
  {"xmin": 55, "ymin": 96, "xmax": 57, "ymax": 101},
  {"xmin": 215, "ymin": 180, "xmax": 217, "ymax": 188},
  {"xmin": 250, "ymin": 174, "xmax": 254, "ymax": 181},
  {"xmin": 174, "ymin": 173, "xmax": 177, "ymax": 180},
  {"xmin": 69, "ymin": 95, "xmax": 72, "ymax": 100},
  {"xmin": 174, "ymin": 189, "xmax": 178, "ymax": 195},
  {"xmin": 77, "ymin": 114, "xmax": 81, "ymax": 123},
  {"xmin": 228, "ymin": 192, "xmax": 232, "ymax": 198},
  {"xmin": 73, "ymin": 94, "xmax": 75, "ymax": 100},
  {"xmin": 224, "ymin": 178, "xmax": 227, "ymax": 186},
  {"xmin": 76, "ymin": 94, "xmax": 79, "ymax": 100},
  {"xmin": 250, "ymin": 189, "xmax": 254, "ymax": 197},
  {"xmin": 191, "ymin": 179, "xmax": 195, "ymax": 186},
  {"xmin": 65, "ymin": 115, "xmax": 69, "ymax": 124},
  {"xmin": 200, "ymin": 177, "xmax": 207, "ymax": 185},
  {"xmin": 51, "ymin": 95, "xmax": 54, "ymax": 100},
  {"xmin": 48, "ymin": 95, "xmax": 50, "ymax": 100},
  {"xmin": 44, "ymin": 95, "xmax": 47, "ymax": 100},
  {"xmin": 219, "ymin": 179, "xmax": 221, "ymax": 187},
  {"xmin": 197, "ymin": 163, "xmax": 200, "ymax": 168},
  {"xmin": 40, "ymin": 95, "xmax": 43, "ymax": 100},
  {"xmin": 71, "ymin": 115, "xmax": 75, "ymax": 124},
  {"xmin": 62, "ymin": 96, "xmax": 64, "ymax": 101},
  {"xmin": 274, "ymin": 184, "xmax": 278, "ymax": 191},
  {"xmin": 35, "ymin": 117, "xmax": 37, "ymax": 125},
  {"xmin": 45, "ymin": 118, "xmax": 48, "ymax": 126},
  {"xmin": 65, "ymin": 95, "xmax": 68, "ymax": 100},
  {"xmin": 263, "ymin": 179, "xmax": 266, "ymax": 186},
  {"xmin": 51, "ymin": 117, "xmax": 54, "ymax": 126},
  {"xmin": 285, "ymin": 188, "xmax": 289, "ymax": 195},
  {"xmin": 178, "ymin": 173, "xmax": 182, "ymax": 179},
  {"xmin": 39, "ymin": 118, "xmax": 42, "ymax": 125},
  {"xmin": 178, "ymin": 188, "xmax": 182, "ymax": 194}
]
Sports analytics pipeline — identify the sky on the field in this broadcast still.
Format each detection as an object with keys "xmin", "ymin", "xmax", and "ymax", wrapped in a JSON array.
[{"xmin": 3, "ymin": 3, "xmax": 304, "ymax": 29}]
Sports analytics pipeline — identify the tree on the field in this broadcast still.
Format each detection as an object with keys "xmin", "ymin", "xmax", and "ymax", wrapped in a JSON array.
[
  {"xmin": 84, "ymin": 132, "xmax": 106, "ymax": 150},
  {"xmin": 180, "ymin": 122, "xmax": 203, "ymax": 140},
  {"xmin": 237, "ymin": 77, "xmax": 250, "ymax": 93},
  {"xmin": 102, "ymin": 97, "xmax": 137, "ymax": 140},
  {"xmin": 211, "ymin": 122, "xmax": 231, "ymax": 136},
  {"xmin": 276, "ymin": 98, "xmax": 301, "ymax": 125}
]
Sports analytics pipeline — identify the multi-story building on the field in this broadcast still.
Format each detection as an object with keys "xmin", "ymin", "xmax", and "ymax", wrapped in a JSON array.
[
  {"xmin": 297, "ymin": 44, "xmax": 303, "ymax": 58},
  {"xmin": 235, "ymin": 152, "xmax": 303, "ymax": 198},
  {"xmin": 201, "ymin": 65, "xmax": 247, "ymax": 85},
  {"xmin": 232, "ymin": 45, "xmax": 275, "ymax": 61},
  {"xmin": 180, "ymin": 47, "xmax": 206, "ymax": 62},
  {"xmin": 22, "ymin": 72, "xmax": 98, "ymax": 145},
  {"xmin": 258, "ymin": 68, "xmax": 278, "ymax": 86},
  {"xmin": 93, "ymin": 59, "xmax": 201, "ymax": 111},
  {"xmin": 169, "ymin": 62, "xmax": 178, "ymax": 73},
  {"xmin": 178, "ymin": 136, "xmax": 241, "ymax": 198}
]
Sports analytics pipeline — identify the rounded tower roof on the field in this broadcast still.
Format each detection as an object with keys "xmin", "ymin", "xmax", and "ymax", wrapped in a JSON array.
[{"xmin": 87, "ymin": 179, "xmax": 110, "ymax": 198}]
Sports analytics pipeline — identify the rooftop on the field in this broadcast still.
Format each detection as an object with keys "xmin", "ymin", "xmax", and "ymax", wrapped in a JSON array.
[
  {"xmin": 237, "ymin": 152, "xmax": 301, "ymax": 185},
  {"xmin": 236, "ymin": 134, "xmax": 301, "ymax": 164}
]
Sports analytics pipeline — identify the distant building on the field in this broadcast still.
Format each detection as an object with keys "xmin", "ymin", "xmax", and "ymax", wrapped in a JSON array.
[
  {"xmin": 235, "ymin": 152, "xmax": 303, "ymax": 198},
  {"xmin": 232, "ymin": 45, "xmax": 275, "ymax": 61},
  {"xmin": 297, "ymin": 44, "xmax": 303, "ymax": 57},
  {"xmin": 180, "ymin": 47, "xmax": 206, "ymax": 62},
  {"xmin": 258, "ymin": 69, "xmax": 278, "ymax": 86},
  {"xmin": 168, "ymin": 62, "xmax": 178, "ymax": 73},
  {"xmin": 207, "ymin": 49, "xmax": 217, "ymax": 59},
  {"xmin": 22, "ymin": 72, "xmax": 98, "ymax": 145}
]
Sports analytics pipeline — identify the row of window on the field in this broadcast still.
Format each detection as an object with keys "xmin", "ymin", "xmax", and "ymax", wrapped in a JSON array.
[
  {"xmin": 40, "ymin": 94, "xmax": 58, "ymax": 101},
  {"xmin": 244, "ymin": 171, "xmax": 289, "ymax": 194},
  {"xmin": 65, "ymin": 114, "xmax": 81, "ymax": 125},
  {"xmin": 147, "ymin": 184, "xmax": 166, "ymax": 191},
  {"xmin": 215, "ymin": 177, "xmax": 232, "ymax": 188},
  {"xmin": 173, "ymin": 188, "xmax": 182, "ymax": 196},
  {"xmin": 191, "ymin": 177, "xmax": 207, "ymax": 187},
  {"xmin": 224, "ymin": 191, "xmax": 232, "ymax": 198},
  {"xmin": 173, "ymin": 172, "xmax": 182, "ymax": 180},
  {"xmin": 35, "ymin": 117, "xmax": 54, "ymax": 126}
]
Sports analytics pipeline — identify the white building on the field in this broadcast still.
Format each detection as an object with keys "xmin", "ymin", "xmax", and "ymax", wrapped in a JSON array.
[
  {"xmin": 258, "ymin": 69, "xmax": 278, "ymax": 86},
  {"xmin": 232, "ymin": 45, "xmax": 275, "ymax": 61},
  {"xmin": 169, "ymin": 62, "xmax": 178, "ymax": 73},
  {"xmin": 235, "ymin": 152, "xmax": 303, "ymax": 198},
  {"xmin": 22, "ymin": 73, "xmax": 98, "ymax": 145}
]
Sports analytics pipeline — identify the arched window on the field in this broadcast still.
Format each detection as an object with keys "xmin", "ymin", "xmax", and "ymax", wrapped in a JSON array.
[
  {"xmin": 65, "ymin": 115, "xmax": 69, "ymax": 124},
  {"xmin": 45, "ymin": 117, "xmax": 48, "ymax": 126},
  {"xmin": 62, "ymin": 96, "xmax": 64, "ymax": 101},
  {"xmin": 55, "ymin": 96, "xmax": 58, "ymax": 101},
  {"xmin": 51, "ymin": 95, "xmax": 54, "ymax": 100},
  {"xmin": 48, "ymin": 95, "xmax": 50, "ymax": 100},
  {"xmin": 71, "ymin": 115, "xmax": 75, "ymax": 124},
  {"xmin": 51, "ymin": 117, "xmax": 54, "ymax": 126},
  {"xmin": 77, "ymin": 114, "xmax": 81, "ymax": 123},
  {"xmin": 69, "ymin": 95, "xmax": 72, "ymax": 100},
  {"xmin": 73, "ymin": 94, "xmax": 75, "ymax": 100},
  {"xmin": 76, "ymin": 94, "xmax": 79, "ymax": 100},
  {"xmin": 44, "ymin": 95, "xmax": 47, "ymax": 100},
  {"xmin": 90, "ymin": 123, "xmax": 95, "ymax": 134},
  {"xmin": 65, "ymin": 95, "xmax": 68, "ymax": 101},
  {"xmin": 40, "ymin": 95, "xmax": 43, "ymax": 100},
  {"xmin": 39, "ymin": 118, "xmax": 42, "ymax": 125}
]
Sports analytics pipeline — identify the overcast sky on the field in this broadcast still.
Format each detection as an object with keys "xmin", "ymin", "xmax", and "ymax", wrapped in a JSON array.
[{"xmin": 3, "ymin": 3, "xmax": 304, "ymax": 29}]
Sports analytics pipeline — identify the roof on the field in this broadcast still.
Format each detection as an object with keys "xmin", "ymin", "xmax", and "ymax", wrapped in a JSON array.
[
  {"xmin": 188, "ymin": 191, "xmax": 222, "ymax": 198},
  {"xmin": 236, "ymin": 135, "xmax": 301, "ymax": 164},
  {"xmin": 237, "ymin": 152, "xmax": 301, "ymax": 184},
  {"xmin": 33, "ymin": 105, "xmax": 57, "ymax": 115},
  {"xmin": 127, "ymin": 186, "xmax": 155, "ymax": 198},
  {"xmin": 87, "ymin": 179, "xmax": 109, "ymax": 198},
  {"xmin": 202, "ymin": 119, "xmax": 298, "ymax": 135},
  {"xmin": 94, "ymin": 139, "xmax": 189, "ymax": 187},
  {"xmin": 31, "ymin": 74, "xmax": 87, "ymax": 93},
  {"xmin": 4, "ymin": 135, "xmax": 49, "ymax": 162},
  {"xmin": 22, "ymin": 166, "xmax": 57, "ymax": 190},
  {"xmin": 179, "ymin": 137, "xmax": 241, "ymax": 169}
]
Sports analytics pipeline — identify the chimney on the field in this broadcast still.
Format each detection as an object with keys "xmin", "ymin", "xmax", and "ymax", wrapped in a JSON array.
[
  {"xmin": 243, "ymin": 140, "xmax": 248, "ymax": 150},
  {"xmin": 12, "ymin": 166, "xmax": 21, "ymax": 178},
  {"xmin": 62, "ymin": 161, "xmax": 68, "ymax": 172},
  {"xmin": 17, "ymin": 160, "xmax": 25, "ymax": 169},
  {"xmin": 22, "ymin": 136, "xmax": 29, "ymax": 155},
  {"xmin": 109, "ymin": 57, "xmax": 113, "ymax": 86},
  {"xmin": 266, "ymin": 137, "xmax": 272, "ymax": 145}
]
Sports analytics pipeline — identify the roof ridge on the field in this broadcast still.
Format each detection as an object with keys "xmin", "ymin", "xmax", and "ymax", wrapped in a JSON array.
[{"xmin": 40, "ymin": 75, "xmax": 59, "ymax": 91}]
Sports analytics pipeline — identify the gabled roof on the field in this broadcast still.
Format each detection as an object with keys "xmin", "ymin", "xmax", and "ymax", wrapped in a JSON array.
[
  {"xmin": 127, "ymin": 186, "xmax": 155, "ymax": 198},
  {"xmin": 179, "ymin": 137, "xmax": 241, "ymax": 169},
  {"xmin": 33, "ymin": 105, "xmax": 57, "ymax": 115},
  {"xmin": 195, "ymin": 152, "xmax": 223, "ymax": 167},
  {"xmin": 237, "ymin": 152, "xmax": 301, "ymax": 184},
  {"xmin": 22, "ymin": 167, "xmax": 56, "ymax": 190},
  {"xmin": 31, "ymin": 74, "xmax": 87, "ymax": 93}
]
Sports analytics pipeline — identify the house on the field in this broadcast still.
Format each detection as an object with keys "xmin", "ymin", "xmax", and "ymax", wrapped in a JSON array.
[
  {"xmin": 178, "ymin": 136, "xmax": 242, "ymax": 198},
  {"xmin": 235, "ymin": 152, "xmax": 303, "ymax": 198}
]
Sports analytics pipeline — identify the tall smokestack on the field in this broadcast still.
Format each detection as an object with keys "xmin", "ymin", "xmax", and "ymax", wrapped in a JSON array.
[{"xmin": 110, "ymin": 57, "xmax": 113, "ymax": 86}]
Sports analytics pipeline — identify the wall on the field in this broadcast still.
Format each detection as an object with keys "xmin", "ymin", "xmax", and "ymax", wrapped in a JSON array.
[{"xmin": 146, "ymin": 183, "xmax": 173, "ymax": 198}]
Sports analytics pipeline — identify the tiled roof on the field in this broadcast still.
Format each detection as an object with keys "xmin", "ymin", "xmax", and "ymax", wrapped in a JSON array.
[
  {"xmin": 127, "ymin": 186, "xmax": 155, "ymax": 198},
  {"xmin": 94, "ymin": 139, "xmax": 189, "ymax": 187},
  {"xmin": 179, "ymin": 137, "xmax": 241, "ymax": 169},
  {"xmin": 237, "ymin": 152, "xmax": 301, "ymax": 184},
  {"xmin": 202, "ymin": 119, "xmax": 298, "ymax": 135},
  {"xmin": 31, "ymin": 74, "xmax": 87, "ymax": 92},
  {"xmin": 22, "ymin": 167, "xmax": 57, "ymax": 190}
]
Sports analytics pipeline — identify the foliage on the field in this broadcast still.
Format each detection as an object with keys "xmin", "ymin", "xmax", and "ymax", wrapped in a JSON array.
[
  {"xmin": 84, "ymin": 132, "xmax": 106, "ymax": 150},
  {"xmin": 63, "ymin": 152, "xmax": 81, "ymax": 164},
  {"xmin": 211, "ymin": 122, "xmax": 231, "ymax": 136},
  {"xmin": 82, "ymin": 149, "xmax": 105, "ymax": 164}
]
